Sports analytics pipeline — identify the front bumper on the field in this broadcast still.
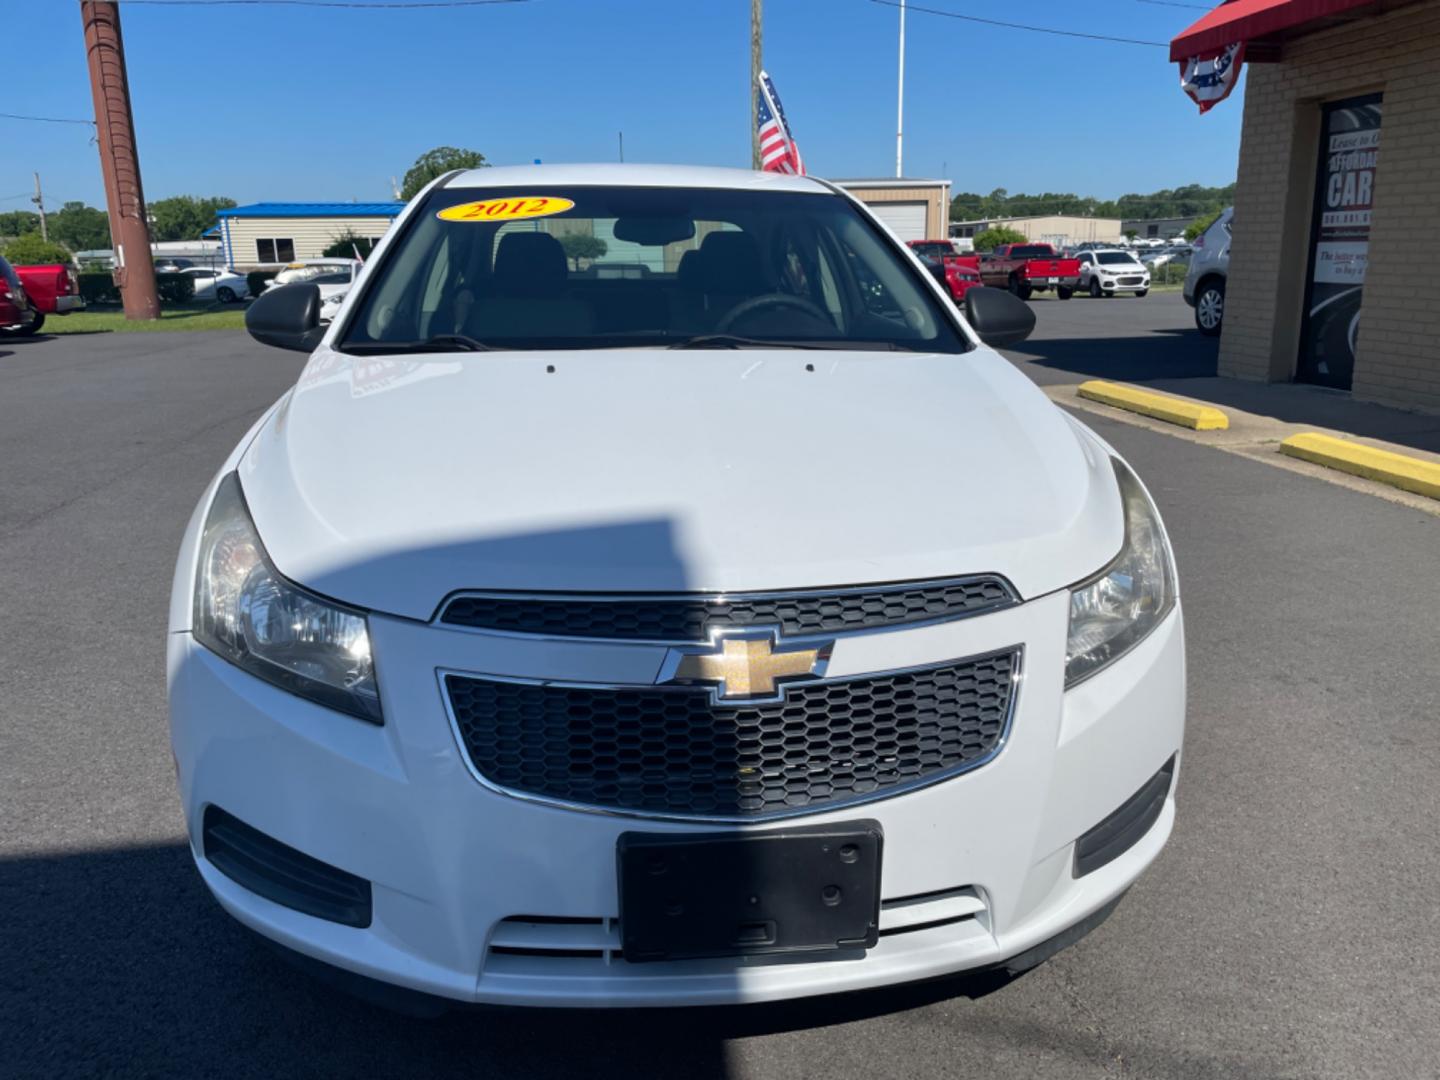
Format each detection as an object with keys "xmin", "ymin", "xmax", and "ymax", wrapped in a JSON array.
[
  {"xmin": 168, "ymin": 593, "xmax": 1185, "ymax": 1008},
  {"xmin": 1096, "ymin": 278, "xmax": 1150, "ymax": 293}
]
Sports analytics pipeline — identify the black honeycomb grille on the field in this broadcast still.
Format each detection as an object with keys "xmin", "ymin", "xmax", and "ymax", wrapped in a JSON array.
[
  {"xmin": 439, "ymin": 578, "xmax": 1016, "ymax": 642},
  {"xmin": 445, "ymin": 650, "xmax": 1018, "ymax": 818}
]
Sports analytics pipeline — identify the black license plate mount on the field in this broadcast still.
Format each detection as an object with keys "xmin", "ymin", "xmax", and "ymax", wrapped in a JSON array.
[{"xmin": 618, "ymin": 821, "xmax": 883, "ymax": 963}]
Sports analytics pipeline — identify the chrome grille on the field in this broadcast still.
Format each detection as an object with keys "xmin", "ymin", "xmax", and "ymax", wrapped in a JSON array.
[
  {"xmin": 438, "ymin": 577, "xmax": 1017, "ymax": 642},
  {"xmin": 444, "ymin": 649, "xmax": 1019, "ymax": 819}
]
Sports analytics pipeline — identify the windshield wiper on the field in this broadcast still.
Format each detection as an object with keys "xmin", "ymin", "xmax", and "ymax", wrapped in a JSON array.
[
  {"xmin": 342, "ymin": 333, "xmax": 503, "ymax": 354},
  {"xmin": 666, "ymin": 334, "xmax": 910, "ymax": 351}
]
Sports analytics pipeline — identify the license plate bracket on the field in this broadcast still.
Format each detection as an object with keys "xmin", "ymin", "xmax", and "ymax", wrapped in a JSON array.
[{"xmin": 618, "ymin": 822, "xmax": 883, "ymax": 963}]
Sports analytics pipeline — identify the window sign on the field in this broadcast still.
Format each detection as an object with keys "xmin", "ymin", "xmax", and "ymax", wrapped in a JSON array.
[{"xmin": 1297, "ymin": 94, "xmax": 1382, "ymax": 389}]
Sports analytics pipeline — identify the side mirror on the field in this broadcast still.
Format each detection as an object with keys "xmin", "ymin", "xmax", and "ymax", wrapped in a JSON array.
[
  {"xmin": 964, "ymin": 286, "xmax": 1035, "ymax": 348},
  {"xmin": 245, "ymin": 283, "xmax": 324, "ymax": 353}
]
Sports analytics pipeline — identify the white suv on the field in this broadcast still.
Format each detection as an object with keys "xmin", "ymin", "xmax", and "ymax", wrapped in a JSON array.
[
  {"xmin": 1076, "ymin": 250, "xmax": 1151, "ymax": 298},
  {"xmin": 169, "ymin": 163, "xmax": 1185, "ymax": 1011},
  {"xmin": 1183, "ymin": 208, "xmax": 1232, "ymax": 336}
]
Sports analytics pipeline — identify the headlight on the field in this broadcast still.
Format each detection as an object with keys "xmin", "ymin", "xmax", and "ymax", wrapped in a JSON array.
[
  {"xmin": 1065, "ymin": 459, "xmax": 1176, "ymax": 687},
  {"xmin": 193, "ymin": 473, "xmax": 382, "ymax": 722}
]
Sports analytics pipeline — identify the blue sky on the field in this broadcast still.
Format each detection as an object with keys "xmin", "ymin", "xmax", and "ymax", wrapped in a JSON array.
[{"xmin": 5, "ymin": 0, "xmax": 1241, "ymax": 211}]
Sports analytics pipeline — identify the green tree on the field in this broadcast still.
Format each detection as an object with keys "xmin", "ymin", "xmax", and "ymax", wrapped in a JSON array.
[
  {"xmin": 1124, "ymin": 230, "xmax": 1138, "ymax": 241},
  {"xmin": 0, "ymin": 210, "xmax": 41, "ymax": 239},
  {"xmin": 1184, "ymin": 209, "xmax": 1223, "ymax": 242},
  {"xmin": 50, "ymin": 202, "xmax": 111, "ymax": 252},
  {"xmin": 401, "ymin": 146, "xmax": 488, "ymax": 200},
  {"xmin": 149, "ymin": 195, "xmax": 237, "ymax": 241},
  {"xmin": 322, "ymin": 229, "xmax": 381, "ymax": 260},
  {"xmin": 972, "ymin": 226, "xmax": 1027, "ymax": 252},
  {"xmin": 0, "ymin": 233, "xmax": 74, "ymax": 265},
  {"xmin": 558, "ymin": 234, "xmax": 607, "ymax": 270}
]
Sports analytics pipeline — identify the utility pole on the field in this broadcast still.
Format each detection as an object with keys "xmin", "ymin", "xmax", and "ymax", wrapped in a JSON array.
[
  {"xmin": 750, "ymin": 0, "xmax": 762, "ymax": 170},
  {"xmin": 32, "ymin": 173, "xmax": 48, "ymax": 242},
  {"xmin": 618, "ymin": 131, "xmax": 624, "ymax": 163},
  {"xmin": 896, "ymin": 0, "xmax": 906, "ymax": 178},
  {"xmin": 81, "ymin": 0, "xmax": 159, "ymax": 320}
]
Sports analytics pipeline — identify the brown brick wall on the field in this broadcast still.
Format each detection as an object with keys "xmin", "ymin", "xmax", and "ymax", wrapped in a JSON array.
[{"xmin": 1219, "ymin": 0, "xmax": 1440, "ymax": 412}]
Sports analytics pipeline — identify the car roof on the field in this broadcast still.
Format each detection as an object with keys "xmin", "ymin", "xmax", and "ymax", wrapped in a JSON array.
[{"xmin": 445, "ymin": 162, "xmax": 830, "ymax": 194}]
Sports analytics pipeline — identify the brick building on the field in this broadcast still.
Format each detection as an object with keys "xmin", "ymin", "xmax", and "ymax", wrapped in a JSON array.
[{"xmin": 1172, "ymin": 0, "xmax": 1440, "ymax": 412}]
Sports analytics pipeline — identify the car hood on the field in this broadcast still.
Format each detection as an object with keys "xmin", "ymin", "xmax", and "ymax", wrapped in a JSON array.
[{"xmin": 238, "ymin": 346, "xmax": 1123, "ymax": 621}]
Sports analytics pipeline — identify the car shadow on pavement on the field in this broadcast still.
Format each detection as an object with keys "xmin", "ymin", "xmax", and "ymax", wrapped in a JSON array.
[
  {"xmin": 1004, "ymin": 329, "xmax": 1219, "ymax": 385},
  {"xmin": 2, "ymin": 842, "xmax": 732, "ymax": 1079},
  {"xmin": 1007, "ymin": 330, "xmax": 1440, "ymax": 455},
  {"xmin": 3, "ymin": 842, "xmax": 1026, "ymax": 1079}
]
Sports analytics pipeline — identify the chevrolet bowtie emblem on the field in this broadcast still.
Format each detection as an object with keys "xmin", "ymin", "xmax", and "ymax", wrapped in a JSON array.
[{"xmin": 660, "ymin": 629, "xmax": 833, "ymax": 704}]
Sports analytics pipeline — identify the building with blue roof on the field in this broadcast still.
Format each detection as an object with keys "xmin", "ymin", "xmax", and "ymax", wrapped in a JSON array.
[{"xmin": 215, "ymin": 201, "xmax": 406, "ymax": 270}]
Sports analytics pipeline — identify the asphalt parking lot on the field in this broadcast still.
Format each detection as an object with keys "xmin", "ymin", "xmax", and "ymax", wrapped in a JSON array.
[{"xmin": 4, "ymin": 298, "xmax": 1439, "ymax": 1079}]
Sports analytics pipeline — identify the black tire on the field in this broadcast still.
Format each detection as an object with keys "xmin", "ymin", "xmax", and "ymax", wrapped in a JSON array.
[
  {"xmin": 1134, "ymin": 289, "xmax": 1148, "ymax": 298},
  {"xmin": 217, "ymin": 286, "xmax": 236, "ymax": 303},
  {"xmin": 1056, "ymin": 285, "xmax": 1073, "ymax": 300},
  {"xmin": 1, "ymin": 311, "xmax": 42, "ymax": 336},
  {"xmin": 1194, "ymin": 279, "xmax": 1225, "ymax": 336},
  {"xmin": 1008, "ymin": 274, "xmax": 1033, "ymax": 301},
  {"xmin": 1089, "ymin": 277, "xmax": 1103, "ymax": 299}
]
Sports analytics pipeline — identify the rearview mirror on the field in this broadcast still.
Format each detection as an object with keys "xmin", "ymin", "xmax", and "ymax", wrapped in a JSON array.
[
  {"xmin": 612, "ymin": 217, "xmax": 695, "ymax": 246},
  {"xmin": 963, "ymin": 286, "xmax": 1035, "ymax": 348},
  {"xmin": 245, "ymin": 283, "xmax": 324, "ymax": 353}
]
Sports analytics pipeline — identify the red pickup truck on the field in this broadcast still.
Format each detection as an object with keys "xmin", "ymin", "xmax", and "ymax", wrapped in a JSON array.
[
  {"xmin": 905, "ymin": 240, "xmax": 982, "ymax": 303},
  {"xmin": 976, "ymin": 243, "xmax": 1081, "ymax": 301},
  {"xmin": 0, "ymin": 255, "xmax": 41, "ymax": 335},
  {"xmin": 13, "ymin": 263, "xmax": 85, "ymax": 333}
]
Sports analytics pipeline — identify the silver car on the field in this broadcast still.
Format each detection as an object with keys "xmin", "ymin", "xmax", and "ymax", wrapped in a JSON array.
[{"xmin": 1183, "ymin": 208, "xmax": 1231, "ymax": 337}]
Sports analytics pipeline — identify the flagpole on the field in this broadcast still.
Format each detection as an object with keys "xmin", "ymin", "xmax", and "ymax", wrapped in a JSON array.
[
  {"xmin": 751, "ymin": 0, "xmax": 763, "ymax": 170},
  {"xmin": 896, "ymin": 0, "xmax": 906, "ymax": 178}
]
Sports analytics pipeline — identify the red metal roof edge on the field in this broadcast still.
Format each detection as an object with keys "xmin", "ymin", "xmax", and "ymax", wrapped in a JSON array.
[{"xmin": 1170, "ymin": 0, "xmax": 1379, "ymax": 61}]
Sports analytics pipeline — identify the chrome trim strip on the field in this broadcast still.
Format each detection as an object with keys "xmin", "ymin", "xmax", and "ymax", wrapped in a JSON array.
[
  {"xmin": 432, "ymin": 574, "xmax": 1021, "ymax": 645},
  {"xmin": 436, "ymin": 644, "xmax": 1024, "ymax": 825}
]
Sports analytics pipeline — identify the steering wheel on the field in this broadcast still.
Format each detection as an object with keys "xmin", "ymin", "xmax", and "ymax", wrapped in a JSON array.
[{"xmin": 713, "ymin": 292, "xmax": 832, "ymax": 334}]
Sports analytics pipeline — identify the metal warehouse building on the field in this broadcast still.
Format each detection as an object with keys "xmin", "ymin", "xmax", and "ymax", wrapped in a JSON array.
[
  {"xmin": 217, "ymin": 202, "xmax": 404, "ymax": 271},
  {"xmin": 834, "ymin": 179, "xmax": 952, "ymax": 242},
  {"xmin": 949, "ymin": 215, "xmax": 1123, "ymax": 249},
  {"xmin": 1172, "ymin": 0, "xmax": 1440, "ymax": 410}
]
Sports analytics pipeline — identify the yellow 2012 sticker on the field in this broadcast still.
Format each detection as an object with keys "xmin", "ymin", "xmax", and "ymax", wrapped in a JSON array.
[{"xmin": 437, "ymin": 196, "xmax": 575, "ymax": 223}]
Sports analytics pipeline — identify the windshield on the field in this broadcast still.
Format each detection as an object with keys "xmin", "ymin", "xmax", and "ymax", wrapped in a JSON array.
[
  {"xmin": 1097, "ymin": 252, "xmax": 1140, "ymax": 265},
  {"xmin": 911, "ymin": 242, "xmax": 955, "ymax": 258},
  {"xmin": 339, "ymin": 185, "xmax": 968, "ymax": 353}
]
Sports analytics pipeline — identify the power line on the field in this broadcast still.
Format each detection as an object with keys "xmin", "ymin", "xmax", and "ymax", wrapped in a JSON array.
[
  {"xmin": 867, "ymin": 0, "xmax": 1169, "ymax": 47},
  {"xmin": 0, "ymin": 111, "xmax": 95, "ymax": 126},
  {"xmin": 116, "ymin": 0, "xmax": 528, "ymax": 8},
  {"xmin": 1133, "ymin": 0, "xmax": 1209, "ymax": 10}
]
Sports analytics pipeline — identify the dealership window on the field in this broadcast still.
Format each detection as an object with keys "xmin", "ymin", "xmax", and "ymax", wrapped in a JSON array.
[
  {"xmin": 255, "ymin": 238, "xmax": 296, "ymax": 263},
  {"xmin": 1297, "ymin": 93, "xmax": 1382, "ymax": 391}
]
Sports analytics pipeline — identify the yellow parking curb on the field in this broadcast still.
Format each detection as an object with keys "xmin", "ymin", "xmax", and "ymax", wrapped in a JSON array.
[
  {"xmin": 1076, "ymin": 381, "xmax": 1229, "ymax": 431},
  {"xmin": 1279, "ymin": 432, "xmax": 1440, "ymax": 501}
]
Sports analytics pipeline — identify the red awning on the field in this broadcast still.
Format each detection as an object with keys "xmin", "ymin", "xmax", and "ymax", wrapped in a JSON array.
[{"xmin": 1170, "ymin": 0, "xmax": 1381, "ymax": 61}]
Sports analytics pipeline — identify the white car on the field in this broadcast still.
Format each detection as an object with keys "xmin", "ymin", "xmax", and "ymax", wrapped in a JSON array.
[
  {"xmin": 265, "ymin": 260, "xmax": 360, "ymax": 306},
  {"xmin": 1076, "ymin": 250, "xmax": 1152, "ymax": 298},
  {"xmin": 169, "ymin": 163, "xmax": 1185, "ymax": 1011},
  {"xmin": 182, "ymin": 266, "xmax": 250, "ymax": 303}
]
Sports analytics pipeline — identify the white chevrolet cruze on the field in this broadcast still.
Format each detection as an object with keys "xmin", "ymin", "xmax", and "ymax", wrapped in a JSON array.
[{"xmin": 168, "ymin": 164, "xmax": 1184, "ymax": 1010}]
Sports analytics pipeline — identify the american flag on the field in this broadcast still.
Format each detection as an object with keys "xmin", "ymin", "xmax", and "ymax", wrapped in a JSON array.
[{"xmin": 757, "ymin": 70, "xmax": 805, "ymax": 175}]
